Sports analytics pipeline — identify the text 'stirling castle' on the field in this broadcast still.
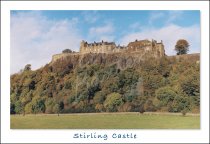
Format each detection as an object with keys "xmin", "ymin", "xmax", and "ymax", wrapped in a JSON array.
[{"xmin": 80, "ymin": 39, "xmax": 165, "ymax": 57}]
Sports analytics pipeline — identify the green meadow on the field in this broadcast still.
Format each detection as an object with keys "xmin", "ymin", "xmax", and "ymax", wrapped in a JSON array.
[{"xmin": 11, "ymin": 113, "xmax": 200, "ymax": 129}]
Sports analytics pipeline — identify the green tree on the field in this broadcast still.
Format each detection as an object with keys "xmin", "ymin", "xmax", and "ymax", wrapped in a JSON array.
[
  {"xmin": 175, "ymin": 39, "xmax": 189, "ymax": 55},
  {"xmin": 93, "ymin": 91, "xmax": 105, "ymax": 104},
  {"xmin": 180, "ymin": 73, "xmax": 199, "ymax": 97},
  {"xmin": 24, "ymin": 102, "xmax": 33, "ymax": 114},
  {"xmin": 53, "ymin": 104, "xmax": 60, "ymax": 116},
  {"xmin": 155, "ymin": 87, "xmax": 177, "ymax": 106},
  {"xmin": 14, "ymin": 101, "xmax": 23, "ymax": 114},
  {"xmin": 31, "ymin": 97, "xmax": 45, "ymax": 114},
  {"xmin": 104, "ymin": 92, "xmax": 123, "ymax": 112},
  {"xmin": 45, "ymin": 98, "xmax": 56, "ymax": 114}
]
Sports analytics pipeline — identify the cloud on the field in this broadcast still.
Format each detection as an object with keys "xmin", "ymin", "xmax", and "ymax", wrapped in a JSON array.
[
  {"xmin": 129, "ymin": 22, "xmax": 142, "ymax": 31},
  {"xmin": 82, "ymin": 11, "xmax": 100, "ymax": 24},
  {"xmin": 166, "ymin": 11, "xmax": 183, "ymax": 24},
  {"xmin": 11, "ymin": 11, "xmax": 82, "ymax": 74},
  {"xmin": 149, "ymin": 11, "xmax": 165, "ymax": 25},
  {"xmin": 89, "ymin": 22, "xmax": 114, "ymax": 35},
  {"xmin": 88, "ymin": 22, "xmax": 115, "ymax": 42},
  {"xmin": 119, "ymin": 24, "xmax": 200, "ymax": 55},
  {"xmin": 148, "ymin": 11, "xmax": 184, "ymax": 26}
]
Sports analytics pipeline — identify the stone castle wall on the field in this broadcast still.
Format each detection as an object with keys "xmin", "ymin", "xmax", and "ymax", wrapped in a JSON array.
[
  {"xmin": 79, "ymin": 39, "xmax": 165, "ymax": 57},
  {"xmin": 51, "ymin": 39, "xmax": 165, "ymax": 63},
  {"xmin": 79, "ymin": 40, "xmax": 124, "ymax": 54}
]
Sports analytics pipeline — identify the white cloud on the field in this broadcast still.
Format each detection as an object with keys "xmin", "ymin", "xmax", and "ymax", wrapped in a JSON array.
[
  {"xmin": 88, "ymin": 22, "xmax": 115, "ymax": 42},
  {"xmin": 11, "ymin": 11, "xmax": 82, "ymax": 74},
  {"xmin": 119, "ymin": 24, "xmax": 200, "ymax": 55},
  {"xmin": 129, "ymin": 22, "xmax": 142, "ymax": 31},
  {"xmin": 166, "ymin": 11, "xmax": 183, "ymax": 24},
  {"xmin": 149, "ymin": 11, "xmax": 165, "ymax": 25},
  {"xmin": 148, "ymin": 11, "xmax": 184, "ymax": 25},
  {"xmin": 89, "ymin": 22, "xmax": 114, "ymax": 35},
  {"xmin": 82, "ymin": 11, "xmax": 100, "ymax": 24}
]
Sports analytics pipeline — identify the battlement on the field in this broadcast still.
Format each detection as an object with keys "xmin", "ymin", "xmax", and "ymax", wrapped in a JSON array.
[{"xmin": 80, "ymin": 40, "xmax": 121, "ymax": 54}]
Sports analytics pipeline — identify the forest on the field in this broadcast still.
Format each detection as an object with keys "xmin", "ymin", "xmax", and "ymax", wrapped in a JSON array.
[{"xmin": 10, "ymin": 53, "xmax": 200, "ymax": 115}]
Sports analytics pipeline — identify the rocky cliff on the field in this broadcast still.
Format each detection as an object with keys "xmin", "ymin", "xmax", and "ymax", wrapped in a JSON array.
[{"xmin": 51, "ymin": 51, "xmax": 199, "ymax": 70}]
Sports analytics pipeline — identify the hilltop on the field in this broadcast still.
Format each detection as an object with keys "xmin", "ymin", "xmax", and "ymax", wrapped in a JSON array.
[{"xmin": 10, "ymin": 40, "xmax": 200, "ymax": 115}]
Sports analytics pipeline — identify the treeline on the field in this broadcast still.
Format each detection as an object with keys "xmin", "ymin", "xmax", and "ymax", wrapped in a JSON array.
[{"xmin": 10, "ymin": 55, "xmax": 200, "ymax": 114}]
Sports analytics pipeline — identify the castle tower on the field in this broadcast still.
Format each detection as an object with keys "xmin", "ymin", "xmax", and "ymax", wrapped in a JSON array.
[
  {"xmin": 80, "ymin": 40, "xmax": 86, "ymax": 53},
  {"xmin": 156, "ymin": 40, "xmax": 165, "ymax": 57}
]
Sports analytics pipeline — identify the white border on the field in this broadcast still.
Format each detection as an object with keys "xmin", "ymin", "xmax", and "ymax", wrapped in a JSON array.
[{"xmin": 1, "ymin": 1, "xmax": 209, "ymax": 143}]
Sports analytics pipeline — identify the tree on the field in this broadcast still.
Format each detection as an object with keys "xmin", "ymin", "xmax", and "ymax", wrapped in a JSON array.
[
  {"xmin": 93, "ymin": 91, "xmax": 105, "ymax": 104},
  {"xmin": 53, "ymin": 104, "xmax": 60, "ymax": 116},
  {"xmin": 10, "ymin": 103, "xmax": 16, "ymax": 114},
  {"xmin": 175, "ymin": 39, "xmax": 189, "ymax": 55},
  {"xmin": 95, "ymin": 104, "xmax": 104, "ymax": 112},
  {"xmin": 31, "ymin": 97, "xmax": 46, "ymax": 114},
  {"xmin": 144, "ymin": 99, "xmax": 156, "ymax": 112},
  {"xmin": 45, "ymin": 98, "xmax": 56, "ymax": 114},
  {"xmin": 14, "ymin": 101, "xmax": 23, "ymax": 114},
  {"xmin": 104, "ymin": 92, "xmax": 123, "ymax": 112},
  {"xmin": 139, "ymin": 105, "xmax": 145, "ymax": 114},
  {"xmin": 181, "ymin": 108, "xmax": 188, "ymax": 116},
  {"xmin": 24, "ymin": 64, "xmax": 31, "ymax": 71},
  {"xmin": 62, "ymin": 49, "xmax": 72, "ymax": 53},
  {"xmin": 180, "ymin": 73, "xmax": 199, "ymax": 97},
  {"xmin": 155, "ymin": 86, "xmax": 177, "ymax": 106}
]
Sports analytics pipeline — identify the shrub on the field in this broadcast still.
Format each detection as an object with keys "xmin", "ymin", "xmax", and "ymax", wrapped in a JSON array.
[
  {"xmin": 139, "ymin": 105, "xmax": 145, "ymax": 114},
  {"xmin": 104, "ymin": 92, "xmax": 123, "ymax": 112},
  {"xmin": 181, "ymin": 109, "xmax": 188, "ymax": 116},
  {"xmin": 62, "ymin": 49, "xmax": 72, "ymax": 53},
  {"xmin": 155, "ymin": 87, "xmax": 177, "ymax": 106}
]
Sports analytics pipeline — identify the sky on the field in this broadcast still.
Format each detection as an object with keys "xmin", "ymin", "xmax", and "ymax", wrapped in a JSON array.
[{"xmin": 10, "ymin": 10, "xmax": 200, "ymax": 74}]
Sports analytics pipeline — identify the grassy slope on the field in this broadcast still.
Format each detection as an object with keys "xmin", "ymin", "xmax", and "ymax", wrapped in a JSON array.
[{"xmin": 11, "ymin": 113, "xmax": 200, "ymax": 129}]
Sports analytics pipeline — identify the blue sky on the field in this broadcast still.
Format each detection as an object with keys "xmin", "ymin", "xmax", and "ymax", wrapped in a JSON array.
[{"xmin": 11, "ymin": 10, "xmax": 200, "ymax": 74}]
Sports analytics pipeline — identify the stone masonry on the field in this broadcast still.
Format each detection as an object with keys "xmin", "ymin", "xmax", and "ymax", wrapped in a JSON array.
[{"xmin": 79, "ymin": 39, "xmax": 165, "ymax": 57}]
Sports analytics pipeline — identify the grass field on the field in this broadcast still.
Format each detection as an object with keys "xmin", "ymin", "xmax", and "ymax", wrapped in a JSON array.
[{"xmin": 10, "ymin": 112, "xmax": 200, "ymax": 129}]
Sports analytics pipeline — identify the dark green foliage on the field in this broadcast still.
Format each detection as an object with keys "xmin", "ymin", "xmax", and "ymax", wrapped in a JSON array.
[
  {"xmin": 10, "ymin": 55, "xmax": 200, "ymax": 114},
  {"xmin": 156, "ymin": 87, "xmax": 177, "ymax": 106},
  {"xmin": 10, "ymin": 103, "xmax": 16, "ymax": 114},
  {"xmin": 31, "ymin": 97, "xmax": 46, "ymax": 114},
  {"xmin": 168, "ymin": 95, "xmax": 190, "ymax": 112},
  {"xmin": 180, "ymin": 72, "xmax": 199, "ymax": 96},
  {"xmin": 14, "ymin": 101, "xmax": 23, "ymax": 114}
]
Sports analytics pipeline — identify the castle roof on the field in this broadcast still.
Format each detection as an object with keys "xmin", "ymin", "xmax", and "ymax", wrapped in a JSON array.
[{"xmin": 128, "ymin": 39, "xmax": 152, "ymax": 47}]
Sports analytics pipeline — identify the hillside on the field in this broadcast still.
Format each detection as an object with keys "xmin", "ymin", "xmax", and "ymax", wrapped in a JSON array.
[{"xmin": 10, "ymin": 52, "xmax": 200, "ymax": 114}]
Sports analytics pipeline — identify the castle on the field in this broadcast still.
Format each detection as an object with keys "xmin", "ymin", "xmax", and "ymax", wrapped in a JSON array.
[
  {"xmin": 79, "ymin": 39, "xmax": 165, "ymax": 57},
  {"xmin": 52, "ymin": 39, "xmax": 165, "ymax": 63}
]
